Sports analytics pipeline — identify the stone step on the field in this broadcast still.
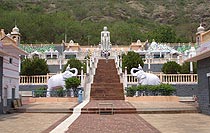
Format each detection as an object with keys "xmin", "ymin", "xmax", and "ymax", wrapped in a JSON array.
[
  {"xmin": 81, "ymin": 107, "xmax": 137, "ymax": 114},
  {"xmin": 90, "ymin": 59, "xmax": 124, "ymax": 100},
  {"xmin": 91, "ymin": 83, "xmax": 123, "ymax": 87}
]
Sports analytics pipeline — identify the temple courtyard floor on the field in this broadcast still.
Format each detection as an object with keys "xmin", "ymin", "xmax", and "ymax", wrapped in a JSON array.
[{"xmin": 0, "ymin": 99, "xmax": 210, "ymax": 133}]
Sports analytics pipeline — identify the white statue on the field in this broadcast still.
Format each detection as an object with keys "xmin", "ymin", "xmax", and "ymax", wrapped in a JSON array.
[
  {"xmin": 101, "ymin": 26, "xmax": 111, "ymax": 51},
  {"xmin": 46, "ymin": 65, "xmax": 78, "ymax": 97},
  {"xmin": 131, "ymin": 64, "xmax": 161, "ymax": 85}
]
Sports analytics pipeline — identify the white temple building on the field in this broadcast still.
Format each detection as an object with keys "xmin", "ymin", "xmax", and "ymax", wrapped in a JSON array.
[{"xmin": 0, "ymin": 26, "xmax": 28, "ymax": 113}]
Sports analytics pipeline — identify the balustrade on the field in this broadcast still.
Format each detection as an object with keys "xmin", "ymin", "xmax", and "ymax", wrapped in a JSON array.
[
  {"xmin": 19, "ymin": 74, "xmax": 86, "ymax": 85},
  {"xmin": 20, "ymin": 73, "xmax": 197, "ymax": 86},
  {"xmin": 126, "ymin": 74, "xmax": 197, "ymax": 85}
]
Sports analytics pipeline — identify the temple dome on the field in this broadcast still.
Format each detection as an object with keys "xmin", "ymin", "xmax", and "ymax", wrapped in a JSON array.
[
  {"xmin": 197, "ymin": 24, "xmax": 205, "ymax": 33},
  {"xmin": 11, "ymin": 25, "xmax": 20, "ymax": 35}
]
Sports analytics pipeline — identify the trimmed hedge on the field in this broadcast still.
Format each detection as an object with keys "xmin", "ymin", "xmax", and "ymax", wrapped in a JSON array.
[{"xmin": 126, "ymin": 84, "xmax": 176, "ymax": 97}]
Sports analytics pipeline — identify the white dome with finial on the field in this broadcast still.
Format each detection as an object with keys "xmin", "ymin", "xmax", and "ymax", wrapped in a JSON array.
[
  {"xmin": 11, "ymin": 25, "xmax": 20, "ymax": 35},
  {"xmin": 197, "ymin": 24, "xmax": 205, "ymax": 33}
]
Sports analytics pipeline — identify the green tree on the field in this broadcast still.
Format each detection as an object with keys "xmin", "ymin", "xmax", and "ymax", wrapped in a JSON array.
[
  {"xmin": 21, "ymin": 57, "xmax": 49, "ymax": 75},
  {"xmin": 63, "ymin": 58, "xmax": 86, "ymax": 74},
  {"xmin": 65, "ymin": 77, "xmax": 81, "ymax": 97},
  {"xmin": 180, "ymin": 62, "xmax": 197, "ymax": 74},
  {"xmin": 148, "ymin": 26, "xmax": 176, "ymax": 43},
  {"xmin": 122, "ymin": 51, "xmax": 144, "ymax": 74},
  {"xmin": 162, "ymin": 61, "xmax": 181, "ymax": 74}
]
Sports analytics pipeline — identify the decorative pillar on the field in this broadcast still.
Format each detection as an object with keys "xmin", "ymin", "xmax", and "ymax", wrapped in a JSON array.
[
  {"xmin": 59, "ymin": 55, "xmax": 62, "ymax": 72},
  {"xmin": 90, "ymin": 58, "xmax": 92, "ymax": 68},
  {"xmin": 81, "ymin": 66, "xmax": 84, "ymax": 88},
  {"xmin": 124, "ymin": 67, "xmax": 127, "ymax": 89},
  {"xmin": 86, "ymin": 58, "xmax": 89, "ymax": 75},
  {"xmin": 190, "ymin": 55, "xmax": 193, "ymax": 73},
  {"xmin": 190, "ymin": 62, "xmax": 193, "ymax": 73},
  {"xmin": 117, "ymin": 55, "xmax": 119, "ymax": 68},
  {"xmin": 120, "ymin": 56, "xmax": 122, "ymax": 74}
]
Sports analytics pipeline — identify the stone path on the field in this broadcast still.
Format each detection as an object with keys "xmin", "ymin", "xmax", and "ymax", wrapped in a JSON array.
[
  {"xmin": 66, "ymin": 114, "xmax": 160, "ymax": 133},
  {"xmin": 0, "ymin": 113, "xmax": 69, "ymax": 133},
  {"xmin": 140, "ymin": 113, "xmax": 210, "ymax": 133},
  {"xmin": 0, "ymin": 102, "xmax": 210, "ymax": 133}
]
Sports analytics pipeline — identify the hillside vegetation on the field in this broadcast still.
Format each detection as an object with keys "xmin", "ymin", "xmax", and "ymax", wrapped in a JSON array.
[{"xmin": 0, "ymin": 0, "xmax": 209, "ymax": 45}]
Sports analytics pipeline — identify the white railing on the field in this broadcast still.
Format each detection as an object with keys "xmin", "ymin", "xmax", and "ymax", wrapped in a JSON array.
[
  {"xmin": 19, "ymin": 74, "xmax": 86, "ymax": 85},
  {"xmin": 126, "ymin": 74, "xmax": 198, "ymax": 85}
]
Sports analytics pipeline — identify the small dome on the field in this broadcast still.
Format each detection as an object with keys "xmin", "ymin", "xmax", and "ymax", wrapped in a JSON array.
[
  {"xmin": 197, "ymin": 24, "xmax": 205, "ymax": 33},
  {"xmin": 103, "ymin": 26, "xmax": 108, "ymax": 31},
  {"xmin": 137, "ymin": 40, "xmax": 141, "ymax": 44},
  {"xmin": 11, "ymin": 25, "xmax": 20, "ymax": 35}
]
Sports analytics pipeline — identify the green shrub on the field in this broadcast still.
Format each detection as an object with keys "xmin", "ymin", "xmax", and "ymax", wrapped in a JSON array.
[
  {"xmin": 21, "ymin": 57, "xmax": 49, "ymax": 76},
  {"xmin": 33, "ymin": 87, "xmax": 47, "ymax": 97},
  {"xmin": 161, "ymin": 61, "xmax": 181, "ymax": 74},
  {"xmin": 122, "ymin": 51, "xmax": 144, "ymax": 74},
  {"xmin": 180, "ymin": 62, "xmax": 197, "ymax": 74},
  {"xmin": 65, "ymin": 77, "xmax": 81, "ymax": 89},
  {"xmin": 56, "ymin": 87, "xmax": 65, "ymax": 97},
  {"xmin": 126, "ymin": 84, "xmax": 176, "ymax": 97},
  {"xmin": 65, "ymin": 77, "xmax": 81, "ymax": 97},
  {"xmin": 126, "ymin": 86, "xmax": 138, "ymax": 97},
  {"xmin": 63, "ymin": 58, "xmax": 86, "ymax": 74}
]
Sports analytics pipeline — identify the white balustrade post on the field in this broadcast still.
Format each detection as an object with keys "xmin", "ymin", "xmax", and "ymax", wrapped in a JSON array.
[
  {"xmin": 86, "ymin": 59, "xmax": 89, "ymax": 75},
  {"xmin": 120, "ymin": 57, "xmax": 122, "ymax": 74},
  {"xmin": 190, "ymin": 62, "xmax": 193, "ymax": 74},
  {"xmin": 90, "ymin": 57, "xmax": 92, "ymax": 68},
  {"xmin": 117, "ymin": 55, "xmax": 119, "ymax": 68},
  {"xmin": 124, "ymin": 67, "xmax": 127, "ymax": 89},
  {"xmin": 81, "ymin": 66, "xmax": 84, "ymax": 88}
]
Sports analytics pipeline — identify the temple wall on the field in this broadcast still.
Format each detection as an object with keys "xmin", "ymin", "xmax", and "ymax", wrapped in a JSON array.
[{"xmin": 197, "ymin": 57, "xmax": 210, "ymax": 115}]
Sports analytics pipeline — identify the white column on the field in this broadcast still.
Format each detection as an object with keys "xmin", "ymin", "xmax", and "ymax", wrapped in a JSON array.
[
  {"xmin": 59, "ymin": 55, "xmax": 62, "ymax": 72},
  {"xmin": 86, "ymin": 59, "xmax": 89, "ymax": 75},
  {"xmin": 124, "ymin": 67, "xmax": 127, "ymax": 89},
  {"xmin": 190, "ymin": 62, "xmax": 193, "ymax": 73},
  {"xmin": 90, "ymin": 58, "xmax": 92, "ymax": 68},
  {"xmin": 177, "ymin": 55, "xmax": 180, "ymax": 64},
  {"xmin": 120, "ymin": 57, "xmax": 122, "ymax": 74},
  {"xmin": 148, "ymin": 58, "xmax": 150, "ymax": 70},
  {"xmin": 81, "ymin": 67, "xmax": 84, "ymax": 88},
  {"xmin": 117, "ymin": 56, "xmax": 119, "ymax": 68},
  {"xmin": 18, "ymin": 55, "xmax": 21, "ymax": 73}
]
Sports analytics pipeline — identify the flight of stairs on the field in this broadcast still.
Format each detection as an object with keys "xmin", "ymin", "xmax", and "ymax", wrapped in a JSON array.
[{"xmin": 90, "ymin": 59, "xmax": 125, "ymax": 100}]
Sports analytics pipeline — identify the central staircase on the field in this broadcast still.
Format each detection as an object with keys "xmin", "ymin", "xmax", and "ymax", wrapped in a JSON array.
[
  {"xmin": 82, "ymin": 59, "xmax": 136, "ymax": 114},
  {"xmin": 90, "ymin": 59, "xmax": 124, "ymax": 100}
]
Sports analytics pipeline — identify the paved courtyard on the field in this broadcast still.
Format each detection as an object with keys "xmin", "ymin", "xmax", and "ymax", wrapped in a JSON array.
[
  {"xmin": 0, "ymin": 113, "xmax": 69, "ymax": 133},
  {"xmin": 140, "ymin": 113, "xmax": 210, "ymax": 133},
  {"xmin": 0, "ymin": 101, "xmax": 210, "ymax": 133},
  {"xmin": 0, "ymin": 113, "xmax": 210, "ymax": 133}
]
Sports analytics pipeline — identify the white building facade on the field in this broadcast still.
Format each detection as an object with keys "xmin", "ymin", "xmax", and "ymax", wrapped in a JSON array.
[{"xmin": 0, "ymin": 27, "xmax": 27, "ymax": 113}]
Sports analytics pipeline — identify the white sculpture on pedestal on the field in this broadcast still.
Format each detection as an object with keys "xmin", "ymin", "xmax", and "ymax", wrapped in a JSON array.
[
  {"xmin": 46, "ymin": 65, "xmax": 78, "ymax": 97},
  {"xmin": 100, "ymin": 26, "xmax": 111, "ymax": 58},
  {"xmin": 131, "ymin": 64, "xmax": 161, "ymax": 85},
  {"xmin": 101, "ymin": 26, "xmax": 111, "ymax": 51}
]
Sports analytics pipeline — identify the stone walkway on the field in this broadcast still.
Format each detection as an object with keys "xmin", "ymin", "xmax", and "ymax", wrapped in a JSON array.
[
  {"xmin": 0, "ymin": 100, "xmax": 210, "ymax": 133},
  {"xmin": 66, "ymin": 114, "xmax": 160, "ymax": 133},
  {"xmin": 0, "ymin": 113, "xmax": 69, "ymax": 133},
  {"xmin": 140, "ymin": 113, "xmax": 210, "ymax": 133}
]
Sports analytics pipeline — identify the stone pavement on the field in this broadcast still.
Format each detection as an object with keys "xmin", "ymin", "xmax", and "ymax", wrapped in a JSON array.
[
  {"xmin": 66, "ymin": 114, "xmax": 160, "ymax": 133},
  {"xmin": 0, "ymin": 100, "xmax": 209, "ymax": 133},
  {"xmin": 140, "ymin": 113, "xmax": 210, "ymax": 133},
  {"xmin": 0, "ymin": 113, "xmax": 69, "ymax": 133}
]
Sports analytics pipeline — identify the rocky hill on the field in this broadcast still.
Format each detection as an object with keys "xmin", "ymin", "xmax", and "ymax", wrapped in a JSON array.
[{"xmin": 0, "ymin": 0, "xmax": 209, "ymax": 44}]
